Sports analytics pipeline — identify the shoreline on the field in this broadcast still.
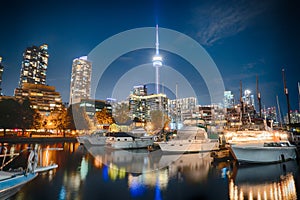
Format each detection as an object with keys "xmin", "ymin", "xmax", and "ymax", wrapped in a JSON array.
[{"xmin": 0, "ymin": 136, "xmax": 77, "ymax": 143}]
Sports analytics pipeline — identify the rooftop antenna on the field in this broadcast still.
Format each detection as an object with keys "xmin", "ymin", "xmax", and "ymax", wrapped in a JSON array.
[
  {"xmin": 282, "ymin": 68, "xmax": 291, "ymax": 124},
  {"xmin": 240, "ymin": 80, "xmax": 244, "ymax": 115},
  {"xmin": 256, "ymin": 75, "xmax": 262, "ymax": 118},
  {"xmin": 298, "ymin": 82, "xmax": 300, "ymax": 112},
  {"xmin": 276, "ymin": 95, "xmax": 283, "ymax": 128}
]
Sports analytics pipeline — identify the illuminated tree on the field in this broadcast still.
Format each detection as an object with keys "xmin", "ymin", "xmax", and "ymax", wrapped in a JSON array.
[
  {"xmin": 49, "ymin": 108, "xmax": 69, "ymax": 134},
  {"xmin": 113, "ymin": 103, "xmax": 131, "ymax": 124},
  {"xmin": 150, "ymin": 110, "xmax": 170, "ymax": 132},
  {"xmin": 32, "ymin": 111, "xmax": 43, "ymax": 131},
  {"xmin": 95, "ymin": 108, "xmax": 115, "ymax": 125}
]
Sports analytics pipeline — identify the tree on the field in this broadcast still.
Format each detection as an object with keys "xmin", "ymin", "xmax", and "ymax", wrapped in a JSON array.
[
  {"xmin": 150, "ymin": 110, "xmax": 170, "ymax": 132},
  {"xmin": 67, "ymin": 104, "xmax": 91, "ymax": 130},
  {"xmin": 65, "ymin": 106, "xmax": 76, "ymax": 130},
  {"xmin": 32, "ymin": 111, "xmax": 43, "ymax": 131},
  {"xmin": 0, "ymin": 99, "xmax": 20, "ymax": 136},
  {"xmin": 95, "ymin": 108, "xmax": 115, "ymax": 126},
  {"xmin": 19, "ymin": 98, "xmax": 35, "ymax": 135},
  {"xmin": 49, "ymin": 108, "xmax": 69, "ymax": 135},
  {"xmin": 113, "ymin": 103, "xmax": 131, "ymax": 124}
]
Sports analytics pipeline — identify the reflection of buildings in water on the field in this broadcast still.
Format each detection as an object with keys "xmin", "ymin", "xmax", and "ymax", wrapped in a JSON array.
[
  {"xmin": 229, "ymin": 161, "xmax": 298, "ymax": 200},
  {"xmin": 39, "ymin": 146, "xmax": 56, "ymax": 167},
  {"xmin": 127, "ymin": 169, "xmax": 169, "ymax": 190},
  {"xmin": 80, "ymin": 157, "xmax": 88, "ymax": 180},
  {"xmin": 86, "ymin": 146, "xmax": 214, "ymax": 187},
  {"xmin": 60, "ymin": 171, "xmax": 82, "ymax": 200},
  {"xmin": 60, "ymin": 156, "xmax": 89, "ymax": 200},
  {"xmin": 160, "ymin": 152, "xmax": 213, "ymax": 183},
  {"xmin": 86, "ymin": 146, "xmax": 161, "ymax": 174},
  {"xmin": 229, "ymin": 173, "xmax": 296, "ymax": 200},
  {"xmin": 64, "ymin": 142, "xmax": 80, "ymax": 153}
]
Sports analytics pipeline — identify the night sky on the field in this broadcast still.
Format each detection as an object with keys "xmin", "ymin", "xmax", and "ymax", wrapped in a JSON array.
[{"xmin": 0, "ymin": 0, "xmax": 299, "ymax": 114}]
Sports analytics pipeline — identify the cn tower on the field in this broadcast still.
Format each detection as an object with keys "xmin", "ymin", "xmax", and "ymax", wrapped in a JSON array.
[{"xmin": 152, "ymin": 25, "xmax": 162, "ymax": 94}]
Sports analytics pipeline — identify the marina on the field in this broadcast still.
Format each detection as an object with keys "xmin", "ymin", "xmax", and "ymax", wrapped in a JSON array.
[
  {"xmin": 0, "ymin": 141, "xmax": 299, "ymax": 199},
  {"xmin": 0, "ymin": 1, "xmax": 299, "ymax": 200}
]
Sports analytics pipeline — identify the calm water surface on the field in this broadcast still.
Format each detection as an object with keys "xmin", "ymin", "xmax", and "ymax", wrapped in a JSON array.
[{"xmin": 3, "ymin": 142, "xmax": 300, "ymax": 200}]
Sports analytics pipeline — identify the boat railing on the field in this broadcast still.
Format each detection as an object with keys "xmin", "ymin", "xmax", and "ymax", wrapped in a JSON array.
[{"xmin": 0, "ymin": 147, "xmax": 20, "ymax": 171}]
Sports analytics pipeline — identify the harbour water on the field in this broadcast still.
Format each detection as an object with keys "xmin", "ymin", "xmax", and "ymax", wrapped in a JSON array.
[{"xmin": 3, "ymin": 142, "xmax": 300, "ymax": 200}]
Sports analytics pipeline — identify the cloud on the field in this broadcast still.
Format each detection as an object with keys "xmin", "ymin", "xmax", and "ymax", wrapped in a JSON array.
[{"xmin": 192, "ymin": 0, "xmax": 269, "ymax": 46}]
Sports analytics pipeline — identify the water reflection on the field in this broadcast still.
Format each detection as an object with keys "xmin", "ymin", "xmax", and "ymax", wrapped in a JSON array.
[
  {"xmin": 85, "ymin": 145, "xmax": 213, "ymax": 195},
  {"xmin": 228, "ymin": 161, "xmax": 298, "ymax": 200},
  {"xmin": 3, "ymin": 142, "xmax": 299, "ymax": 200}
]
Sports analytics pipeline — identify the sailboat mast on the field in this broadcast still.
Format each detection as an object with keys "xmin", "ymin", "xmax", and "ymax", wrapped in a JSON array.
[
  {"xmin": 298, "ymin": 82, "xmax": 300, "ymax": 112},
  {"xmin": 240, "ymin": 81, "xmax": 244, "ymax": 115},
  {"xmin": 256, "ymin": 75, "xmax": 262, "ymax": 118},
  {"xmin": 282, "ymin": 69, "xmax": 291, "ymax": 124},
  {"xmin": 276, "ymin": 95, "xmax": 283, "ymax": 128}
]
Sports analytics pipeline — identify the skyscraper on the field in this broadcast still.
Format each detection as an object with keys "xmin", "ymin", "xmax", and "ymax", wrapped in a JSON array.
[
  {"xmin": 69, "ymin": 56, "xmax": 92, "ymax": 105},
  {"xmin": 19, "ymin": 44, "xmax": 48, "ymax": 87},
  {"xmin": 224, "ymin": 91, "xmax": 234, "ymax": 108},
  {"xmin": 152, "ymin": 25, "xmax": 162, "ymax": 94},
  {"xmin": 0, "ymin": 57, "xmax": 4, "ymax": 96},
  {"xmin": 15, "ymin": 44, "xmax": 63, "ymax": 115}
]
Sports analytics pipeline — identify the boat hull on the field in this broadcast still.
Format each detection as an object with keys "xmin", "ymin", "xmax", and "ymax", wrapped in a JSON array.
[
  {"xmin": 0, "ymin": 173, "xmax": 37, "ymax": 199},
  {"xmin": 230, "ymin": 143, "xmax": 297, "ymax": 164},
  {"xmin": 158, "ymin": 139, "xmax": 219, "ymax": 153},
  {"xmin": 85, "ymin": 136, "xmax": 107, "ymax": 146},
  {"xmin": 78, "ymin": 135, "xmax": 107, "ymax": 146},
  {"xmin": 109, "ymin": 138, "xmax": 154, "ymax": 149}
]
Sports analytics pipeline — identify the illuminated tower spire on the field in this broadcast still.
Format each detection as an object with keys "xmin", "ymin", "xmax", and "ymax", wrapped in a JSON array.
[{"xmin": 152, "ymin": 25, "xmax": 162, "ymax": 94}]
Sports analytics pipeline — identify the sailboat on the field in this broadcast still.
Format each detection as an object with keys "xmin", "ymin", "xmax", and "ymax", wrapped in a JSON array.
[
  {"xmin": 0, "ymin": 146, "xmax": 38, "ymax": 199},
  {"xmin": 229, "ymin": 75, "xmax": 297, "ymax": 164},
  {"xmin": 0, "ymin": 144, "xmax": 59, "ymax": 199}
]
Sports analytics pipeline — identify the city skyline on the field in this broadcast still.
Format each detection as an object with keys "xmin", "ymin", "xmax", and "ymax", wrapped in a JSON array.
[{"xmin": 0, "ymin": 0, "xmax": 299, "ymax": 114}]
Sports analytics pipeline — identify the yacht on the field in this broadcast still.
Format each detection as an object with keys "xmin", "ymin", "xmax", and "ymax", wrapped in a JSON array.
[
  {"xmin": 157, "ymin": 118, "xmax": 219, "ymax": 153},
  {"xmin": 230, "ymin": 141, "xmax": 297, "ymax": 164},
  {"xmin": 77, "ymin": 131, "xmax": 107, "ymax": 146},
  {"xmin": 106, "ymin": 131, "xmax": 154, "ymax": 149}
]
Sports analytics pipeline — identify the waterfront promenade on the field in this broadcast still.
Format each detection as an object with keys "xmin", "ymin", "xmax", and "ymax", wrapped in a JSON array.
[{"xmin": 0, "ymin": 135, "xmax": 77, "ymax": 143}]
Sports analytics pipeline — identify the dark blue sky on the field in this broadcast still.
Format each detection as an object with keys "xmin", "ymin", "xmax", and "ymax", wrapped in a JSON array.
[{"xmin": 0, "ymin": 0, "xmax": 299, "ymax": 114}]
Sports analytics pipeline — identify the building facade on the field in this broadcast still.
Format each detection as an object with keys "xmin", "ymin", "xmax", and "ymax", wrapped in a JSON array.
[
  {"xmin": 69, "ymin": 56, "xmax": 92, "ymax": 105},
  {"xmin": 0, "ymin": 57, "xmax": 4, "ymax": 96},
  {"xmin": 168, "ymin": 97, "xmax": 197, "ymax": 129},
  {"xmin": 129, "ymin": 85, "xmax": 168, "ymax": 122},
  {"xmin": 18, "ymin": 44, "xmax": 48, "ymax": 88},
  {"xmin": 15, "ymin": 44, "xmax": 63, "ymax": 115},
  {"xmin": 77, "ymin": 99, "xmax": 112, "ymax": 119},
  {"xmin": 14, "ymin": 83, "xmax": 63, "ymax": 114}
]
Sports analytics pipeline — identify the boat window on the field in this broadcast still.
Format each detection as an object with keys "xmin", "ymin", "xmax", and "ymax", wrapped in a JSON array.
[
  {"xmin": 117, "ymin": 139, "xmax": 120, "ymax": 141},
  {"xmin": 280, "ymin": 143, "xmax": 288, "ymax": 147},
  {"xmin": 125, "ymin": 139, "xmax": 127, "ymax": 141}
]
